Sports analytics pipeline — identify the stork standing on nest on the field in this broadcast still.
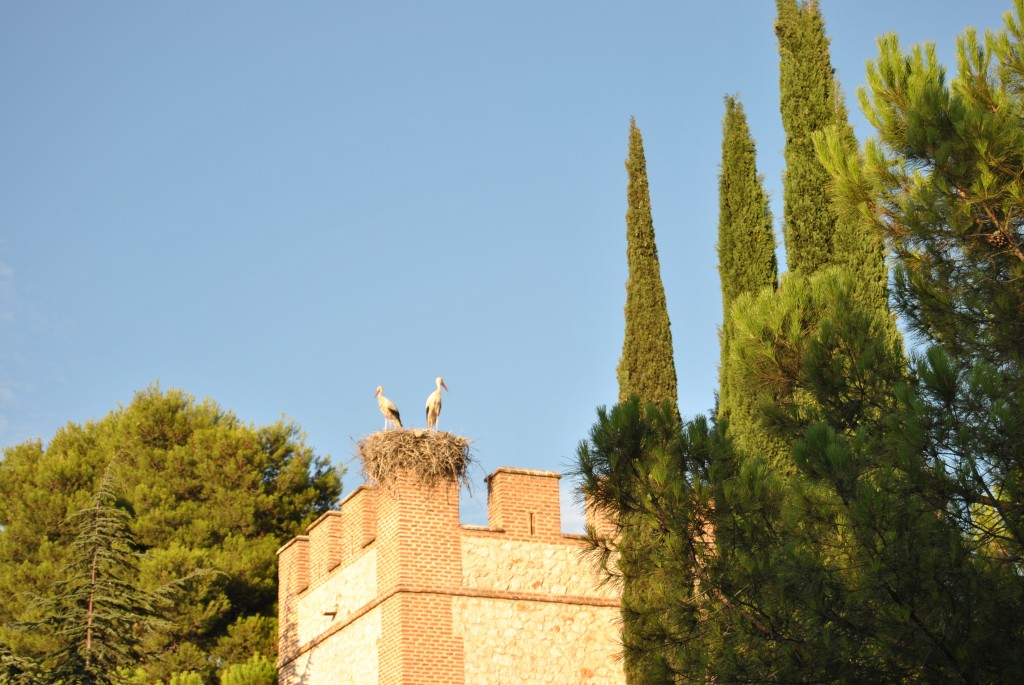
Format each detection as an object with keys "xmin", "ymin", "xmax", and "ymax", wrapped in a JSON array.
[
  {"xmin": 425, "ymin": 376, "xmax": 448, "ymax": 431},
  {"xmin": 375, "ymin": 386, "xmax": 402, "ymax": 430}
]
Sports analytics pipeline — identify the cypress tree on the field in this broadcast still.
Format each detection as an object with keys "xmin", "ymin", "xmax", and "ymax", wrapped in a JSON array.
[
  {"xmin": 720, "ymin": 0, "xmax": 859, "ymax": 465},
  {"xmin": 612, "ymin": 118, "xmax": 679, "ymax": 684},
  {"xmin": 716, "ymin": 95, "xmax": 777, "ymax": 416},
  {"xmin": 720, "ymin": 0, "xmax": 890, "ymax": 463},
  {"xmin": 617, "ymin": 118, "xmax": 678, "ymax": 409},
  {"xmin": 776, "ymin": 0, "xmax": 855, "ymax": 275}
]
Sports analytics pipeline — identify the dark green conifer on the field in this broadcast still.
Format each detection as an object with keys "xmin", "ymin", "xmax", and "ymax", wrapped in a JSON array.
[
  {"xmin": 617, "ymin": 118, "xmax": 678, "ymax": 409},
  {"xmin": 613, "ymin": 118, "xmax": 680, "ymax": 685},
  {"xmin": 721, "ymin": 0, "xmax": 890, "ymax": 465},
  {"xmin": 776, "ymin": 0, "xmax": 855, "ymax": 274},
  {"xmin": 35, "ymin": 463, "xmax": 180, "ymax": 683},
  {"xmin": 0, "ymin": 386, "xmax": 341, "ymax": 681},
  {"xmin": 717, "ymin": 95, "xmax": 777, "ymax": 415},
  {"xmin": 579, "ymin": 5, "xmax": 1024, "ymax": 682}
]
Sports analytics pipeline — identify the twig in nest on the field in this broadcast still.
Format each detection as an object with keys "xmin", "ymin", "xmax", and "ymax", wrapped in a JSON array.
[{"xmin": 356, "ymin": 429, "xmax": 474, "ymax": 492}]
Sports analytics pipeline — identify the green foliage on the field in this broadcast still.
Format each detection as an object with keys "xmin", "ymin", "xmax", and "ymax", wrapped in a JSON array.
[
  {"xmin": 820, "ymin": 0, "xmax": 1024, "ymax": 577},
  {"xmin": 575, "ymin": 399, "xmax": 719, "ymax": 683},
  {"xmin": 710, "ymin": 267, "xmax": 913, "ymax": 681},
  {"xmin": 716, "ymin": 94, "xmax": 778, "ymax": 418},
  {"xmin": 213, "ymin": 616, "xmax": 277, "ymax": 670},
  {"xmin": 580, "ymin": 266, "xmax": 977, "ymax": 681},
  {"xmin": 578, "ymin": 3, "xmax": 1024, "ymax": 682},
  {"xmin": 617, "ymin": 118, "xmax": 679, "ymax": 409},
  {"xmin": 776, "ymin": 0, "xmax": 858, "ymax": 275},
  {"xmin": 0, "ymin": 385, "xmax": 342, "ymax": 681},
  {"xmin": 33, "ymin": 464, "xmax": 183, "ymax": 684},
  {"xmin": 0, "ymin": 641, "xmax": 43, "ymax": 685},
  {"xmin": 714, "ymin": 15, "xmax": 899, "ymax": 673},
  {"xmin": 167, "ymin": 672, "xmax": 204, "ymax": 685},
  {"xmin": 612, "ymin": 117, "xmax": 681, "ymax": 683},
  {"xmin": 721, "ymin": 0, "xmax": 891, "ymax": 507},
  {"xmin": 822, "ymin": 5, "xmax": 1024, "ymax": 370},
  {"xmin": 725, "ymin": 267, "xmax": 903, "ymax": 468},
  {"xmin": 219, "ymin": 654, "xmax": 277, "ymax": 685},
  {"xmin": 717, "ymin": 95, "xmax": 778, "ymax": 315}
]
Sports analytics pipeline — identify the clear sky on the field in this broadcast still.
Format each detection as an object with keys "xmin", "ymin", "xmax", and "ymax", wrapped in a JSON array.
[{"xmin": 0, "ymin": 1, "xmax": 1011, "ymax": 530}]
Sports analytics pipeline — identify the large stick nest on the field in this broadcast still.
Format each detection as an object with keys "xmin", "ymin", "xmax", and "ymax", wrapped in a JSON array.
[{"xmin": 356, "ymin": 429, "xmax": 474, "ymax": 491}]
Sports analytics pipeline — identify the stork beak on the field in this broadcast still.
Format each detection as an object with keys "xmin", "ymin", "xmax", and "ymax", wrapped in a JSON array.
[{"xmin": 442, "ymin": 381, "xmax": 449, "ymax": 392}]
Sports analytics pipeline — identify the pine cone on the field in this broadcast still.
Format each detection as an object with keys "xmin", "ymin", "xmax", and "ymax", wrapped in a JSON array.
[{"xmin": 987, "ymin": 230, "xmax": 1009, "ymax": 248}]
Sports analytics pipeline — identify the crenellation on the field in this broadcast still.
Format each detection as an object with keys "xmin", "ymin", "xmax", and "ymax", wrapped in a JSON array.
[
  {"xmin": 486, "ymin": 467, "xmax": 563, "ymax": 541},
  {"xmin": 339, "ymin": 485, "xmax": 378, "ymax": 563},
  {"xmin": 306, "ymin": 510, "xmax": 344, "ymax": 587},
  {"xmin": 276, "ymin": 534, "xmax": 310, "ymax": 665}
]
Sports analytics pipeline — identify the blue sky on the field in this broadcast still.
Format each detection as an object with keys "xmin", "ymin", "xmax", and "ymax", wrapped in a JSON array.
[{"xmin": 0, "ymin": 1, "xmax": 1011, "ymax": 529}]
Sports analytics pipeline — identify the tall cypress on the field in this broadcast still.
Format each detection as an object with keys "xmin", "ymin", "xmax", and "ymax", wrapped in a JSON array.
[
  {"xmin": 717, "ymin": 95, "xmax": 777, "ymax": 416},
  {"xmin": 723, "ymin": 0, "xmax": 889, "ymax": 461},
  {"xmin": 617, "ymin": 118, "xmax": 678, "ymax": 409},
  {"xmin": 776, "ymin": 0, "xmax": 854, "ymax": 275},
  {"xmin": 614, "ymin": 118, "xmax": 679, "ymax": 685}
]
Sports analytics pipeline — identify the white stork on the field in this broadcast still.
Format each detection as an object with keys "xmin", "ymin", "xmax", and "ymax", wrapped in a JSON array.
[
  {"xmin": 375, "ymin": 386, "xmax": 402, "ymax": 430},
  {"xmin": 425, "ymin": 377, "xmax": 448, "ymax": 430}
]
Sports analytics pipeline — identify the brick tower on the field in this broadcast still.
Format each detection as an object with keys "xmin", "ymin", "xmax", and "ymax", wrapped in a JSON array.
[{"xmin": 277, "ymin": 462, "xmax": 623, "ymax": 684}]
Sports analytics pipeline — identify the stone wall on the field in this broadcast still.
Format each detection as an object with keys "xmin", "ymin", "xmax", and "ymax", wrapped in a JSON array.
[
  {"xmin": 454, "ymin": 598, "xmax": 622, "ymax": 684},
  {"xmin": 296, "ymin": 547, "xmax": 377, "ymax": 646},
  {"xmin": 281, "ymin": 607, "xmax": 381, "ymax": 685},
  {"xmin": 461, "ymin": 534, "xmax": 619, "ymax": 599},
  {"xmin": 457, "ymin": 532, "xmax": 622, "ymax": 684}
]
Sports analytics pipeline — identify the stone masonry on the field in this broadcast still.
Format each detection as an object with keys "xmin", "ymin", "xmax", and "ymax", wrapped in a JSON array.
[{"xmin": 277, "ymin": 466, "xmax": 624, "ymax": 684}]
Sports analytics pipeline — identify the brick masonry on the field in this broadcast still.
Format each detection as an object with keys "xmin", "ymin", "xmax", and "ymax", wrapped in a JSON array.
[{"xmin": 277, "ymin": 466, "xmax": 624, "ymax": 684}]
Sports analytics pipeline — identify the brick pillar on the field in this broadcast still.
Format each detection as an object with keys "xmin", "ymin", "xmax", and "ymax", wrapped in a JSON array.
[
  {"xmin": 376, "ymin": 470, "xmax": 464, "ymax": 684},
  {"xmin": 486, "ymin": 467, "xmax": 563, "ymax": 541},
  {"xmin": 276, "ymin": 535, "xmax": 309, "ymax": 672},
  {"xmin": 340, "ymin": 484, "xmax": 379, "ymax": 561},
  {"xmin": 306, "ymin": 510, "xmax": 344, "ymax": 587}
]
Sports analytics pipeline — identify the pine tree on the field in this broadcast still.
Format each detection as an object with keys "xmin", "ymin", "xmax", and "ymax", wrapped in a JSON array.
[
  {"xmin": 708, "ymin": 4, "xmax": 1024, "ymax": 680},
  {"xmin": 0, "ymin": 641, "xmax": 42, "ymax": 685},
  {"xmin": 617, "ymin": 118, "xmax": 678, "ymax": 409},
  {"xmin": 816, "ymin": 6, "xmax": 1024, "ymax": 677},
  {"xmin": 776, "ymin": 0, "xmax": 855, "ymax": 275},
  {"xmin": 575, "ymin": 400, "xmax": 720, "ymax": 683},
  {"xmin": 718, "ymin": 0, "xmax": 893, "ymax": 484},
  {"xmin": 716, "ymin": 95, "xmax": 777, "ymax": 416},
  {"xmin": 584, "ymin": 269, "xmax": 915, "ymax": 682},
  {"xmin": 0, "ymin": 386, "xmax": 341, "ymax": 682},
  {"xmin": 35, "ymin": 463, "xmax": 181, "ymax": 684}
]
